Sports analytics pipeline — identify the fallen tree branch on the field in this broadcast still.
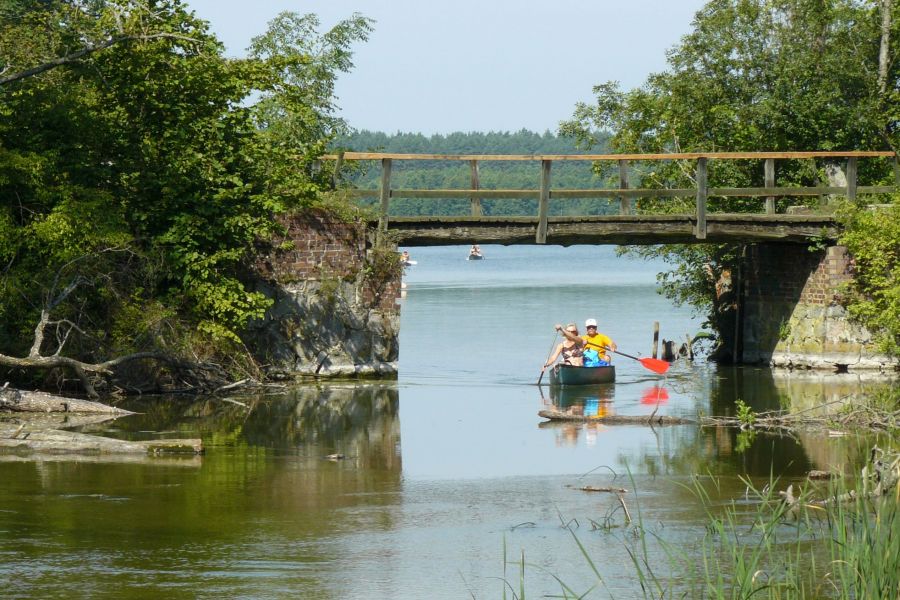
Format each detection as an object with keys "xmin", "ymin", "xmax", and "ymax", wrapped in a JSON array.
[
  {"xmin": 539, "ymin": 409, "xmax": 695, "ymax": 425},
  {"xmin": 0, "ymin": 386, "xmax": 133, "ymax": 414},
  {"xmin": 567, "ymin": 485, "xmax": 629, "ymax": 494},
  {"xmin": 0, "ymin": 423, "xmax": 202, "ymax": 455}
]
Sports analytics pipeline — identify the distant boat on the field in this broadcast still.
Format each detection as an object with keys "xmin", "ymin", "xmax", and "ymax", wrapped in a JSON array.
[
  {"xmin": 467, "ymin": 253, "xmax": 484, "ymax": 260},
  {"xmin": 548, "ymin": 364, "xmax": 616, "ymax": 386},
  {"xmin": 401, "ymin": 259, "xmax": 417, "ymax": 266}
]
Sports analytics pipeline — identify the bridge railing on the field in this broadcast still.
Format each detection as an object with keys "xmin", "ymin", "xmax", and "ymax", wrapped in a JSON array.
[{"xmin": 322, "ymin": 151, "xmax": 899, "ymax": 242}]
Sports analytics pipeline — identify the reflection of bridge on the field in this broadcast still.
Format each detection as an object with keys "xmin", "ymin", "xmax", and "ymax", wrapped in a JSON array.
[{"xmin": 326, "ymin": 151, "xmax": 897, "ymax": 245}]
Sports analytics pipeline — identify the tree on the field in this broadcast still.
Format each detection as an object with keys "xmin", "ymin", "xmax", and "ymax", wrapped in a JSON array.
[
  {"xmin": 0, "ymin": 1, "xmax": 372, "ymax": 392},
  {"xmin": 559, "ymin": 0, "xmax": 900, "ymax": 358}
]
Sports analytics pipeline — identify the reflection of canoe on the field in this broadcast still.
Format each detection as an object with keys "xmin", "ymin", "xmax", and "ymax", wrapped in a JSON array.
[
  {"xmin": 548, "ymin": 364, "xmax": 615, "ymax": 386},
  {"xmin": 467, "ymin": 254, "xmax": 484, "ymax": 260},
  {"xmin": 545, "ymin": 383, "xmax": 615, "ymax": 419},
  {"xmin": 549, "ymin": 383, "xmax": 615, "ymax": 407}
]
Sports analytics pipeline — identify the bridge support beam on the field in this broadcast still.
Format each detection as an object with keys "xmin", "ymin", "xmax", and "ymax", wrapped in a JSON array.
[
  {"xmin": 378, "ymin": 158, "xmax": 392, "ymax": 240},
  {"xmin": 618, "ymin": 160, "xmax": 631, "ymax": 215},
  {"xmin": 469, "ymin": 160, "xmax": 483, "ymax": 217},
  {"xmin": 695, "ymin": 158, "xmax": 707, "ymax": 239},
  {"xmin": 536, "ymin": 159, "xmax": 551, "ymax": 244},
  {"xmin": 764, "ymin": 158, "xmax": 775, "ymax": 214}
]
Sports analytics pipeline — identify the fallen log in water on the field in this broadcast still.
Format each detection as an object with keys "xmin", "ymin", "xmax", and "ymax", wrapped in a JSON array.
[
  {"xmin": 0, "ymin": 423, "xmax": 202, "ymax": 455},
  {"xmin": 0, "ymin": 386, "xmax": 133, "ymax": 414},
  {"xmin": 538, "ymin": 409, "xmax": 696, "ymax": 425}
]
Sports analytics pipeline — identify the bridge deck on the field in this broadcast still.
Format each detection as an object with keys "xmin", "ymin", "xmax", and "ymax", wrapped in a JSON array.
[{"xmin": 376, "ymin": 214, "xmax": 838, "ymax": 246}]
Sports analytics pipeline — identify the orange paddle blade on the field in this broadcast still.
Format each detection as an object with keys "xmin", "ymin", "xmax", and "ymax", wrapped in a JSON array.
[{"xmin": 639, "ymin": 357, "xmax": 670, "ymax": 374}]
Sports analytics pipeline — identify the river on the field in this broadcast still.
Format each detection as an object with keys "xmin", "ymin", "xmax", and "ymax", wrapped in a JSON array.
[{"xmin": 0, "ymin": 245, "xmax": 890, "ymax": 598}]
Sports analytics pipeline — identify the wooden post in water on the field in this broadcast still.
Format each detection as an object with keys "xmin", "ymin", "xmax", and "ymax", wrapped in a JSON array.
[
  {"xmin": 618, "ymin": 160, "xmax": 631, "ymax": 215},
  {"xmin": 536, "ymin": 159, "xmax": 551, "ymax": 244},
  {"xmin": 695, "ymin": 157, "xmax": 708, "ymax": 240},
  {"xmin": 652, "ymin": 321, "xmax": 659, "ymax": 359},
  {"xmin": 764, "ymin": 158, "xmax": 775, "ymax": 214},
  {"xmin": 378, "ymin": 158, "xmax": 392, "ymax": 237},
  {"xmin": 470, "ymin": 160, "xmax": 483, "ymax": 217},
  {"xmin": 846, "ymin": 157, "xmax": 857, "ymax": 202}
]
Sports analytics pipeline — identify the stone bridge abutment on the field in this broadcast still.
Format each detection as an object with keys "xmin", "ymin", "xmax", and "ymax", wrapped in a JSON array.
[{"xmin": 739, "ymin": 243, "xmax": 894, "ymax": 371}]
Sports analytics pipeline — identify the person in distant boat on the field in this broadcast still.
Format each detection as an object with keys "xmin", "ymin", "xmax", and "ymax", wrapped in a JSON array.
[
  {"xmin": 558, "ymin": 318, "xmax": 616, "ymax": 366},
  {"xmin": 543, "ymin": 323, "xmax": 584, "ymax": 372},
  {"xmin": 400, "ymin": 250, "xmax": 411, "ymax": 265},
  {"xmin": 468, "ymin": 244, "xmax": 482, "ymax": 258}
]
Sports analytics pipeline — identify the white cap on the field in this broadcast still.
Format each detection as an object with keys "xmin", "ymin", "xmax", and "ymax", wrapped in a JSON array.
[{"xmin": 585, "ymin": 318, "xmax": 598, "ymax": 328}]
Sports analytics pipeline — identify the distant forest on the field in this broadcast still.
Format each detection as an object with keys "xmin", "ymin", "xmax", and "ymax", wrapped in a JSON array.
[{"xmin": 333, "ymin": 130, "xmax": 618, "ymax": 216}]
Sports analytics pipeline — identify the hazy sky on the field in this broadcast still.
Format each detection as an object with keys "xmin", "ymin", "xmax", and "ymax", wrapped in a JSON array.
[{"xmin": 185, "ymin": 0, "xmax": 708, "ymax": 135}]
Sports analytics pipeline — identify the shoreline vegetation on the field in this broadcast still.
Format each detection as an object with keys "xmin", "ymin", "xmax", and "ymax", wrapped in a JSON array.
[{"xmin": 503, "ymin": 448, "xmax": 900, "ymax": 599}]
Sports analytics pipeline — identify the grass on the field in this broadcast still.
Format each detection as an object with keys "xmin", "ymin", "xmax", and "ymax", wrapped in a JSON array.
[{"xmin": 496, "ymin": 452, "xmax": 900, "ymax": 599}]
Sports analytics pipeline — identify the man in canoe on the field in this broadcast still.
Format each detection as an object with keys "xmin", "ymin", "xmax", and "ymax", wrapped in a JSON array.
[{"xmin": 557, "ymin": 318, "xmax": 616, "ymax": 366}]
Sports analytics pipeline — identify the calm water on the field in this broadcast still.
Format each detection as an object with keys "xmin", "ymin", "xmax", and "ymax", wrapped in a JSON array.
[{"xmin": 0, "ymin": 245, "xmax": 890, "ymax": 598}]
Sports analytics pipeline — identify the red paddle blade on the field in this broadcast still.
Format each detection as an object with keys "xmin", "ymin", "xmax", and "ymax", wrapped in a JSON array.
[{"xmin": 639, "ymin": 357, "xmax": 670, "ymax": 374}]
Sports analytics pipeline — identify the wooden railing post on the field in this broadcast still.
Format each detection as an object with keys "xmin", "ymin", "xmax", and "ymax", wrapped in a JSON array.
[
  {"xmin": 378, "ymin": 158, "xmax": 392, "ymax": 237},
  {"xmin": 695, "ymin": 157, "xmax": 707, "ymax": 240},
  {"xmin": 332, "ymin": 150, "xmax": 344, "ymax": 190},
  {"xmin": 846, "ymin": 157, "xmax": 857, "ymax": 201},
  {"xmin": 892, "ymin": 155, "xmax": 900, "ymax": 188},
  {"xmin": 469, "ymin": 160, "xmax": 482, "ymax": 217},
  {"xmin": 618, "ymin": 160, "xmax": 631, "ymax": 215},
  {"xmin": 764, "ymin": 158, "xmax": 775, "ymax": 214},
  {"xmin": 536, "ymin": 159, "xmax": 551, "ymax": 244}
]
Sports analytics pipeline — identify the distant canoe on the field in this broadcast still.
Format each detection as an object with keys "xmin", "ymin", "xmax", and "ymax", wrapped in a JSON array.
[
  {"xmin": 401, "ymin": 260, "xmax": 417, "ymax": 266},
  {"xmin": 549, "ymin": 364, "xmax": 615, "ymax": 386},
  {"xmin": 467, "ymin": 254, "xmax": 484, "ymax": 260}
]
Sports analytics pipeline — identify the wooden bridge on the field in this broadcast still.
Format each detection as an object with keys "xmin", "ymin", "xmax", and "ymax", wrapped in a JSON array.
[{"xmin": 325, "ymin": 151, "xmax": 899, "ymax": 245}]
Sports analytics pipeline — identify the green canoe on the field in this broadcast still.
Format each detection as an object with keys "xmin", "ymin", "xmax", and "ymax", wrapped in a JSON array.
[{"xmin": 548, "ymin": 364, "xmax": 616, "ymax": 386}]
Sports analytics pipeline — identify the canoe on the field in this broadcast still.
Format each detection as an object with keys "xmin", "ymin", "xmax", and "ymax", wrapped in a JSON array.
[
  {"xmin": 548, "ymin": 364, "xmax": 615, "ymax": 386},
  {"xmin": 467, "ymin": 254, "xmax": 484, "ymax": 260}
]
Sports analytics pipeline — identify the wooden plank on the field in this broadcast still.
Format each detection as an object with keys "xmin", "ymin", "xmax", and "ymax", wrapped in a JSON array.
[
  {"xmin": 847, "ymin": 157, "xmax": 857, "ymax": 201},
  {"xmin": 764, "ymin": 158, "xmax": 775, "ymax": 214},
  {"xmin": 391, "ymin": 189, "xmax": 540, "ymax": 199},
  {"xmin": 618, "ymin": 160, "xmax": 631, "ymax": 215},
  {"xmin": 469, "ymin": 160, "xmax": 483, "ymax": 217},
  {"xmin": 536, "ymin": 160, "xmax": 551, "ymax": 244},
  {"xmin": 352, "ymin": 185, "xmax": 893, "ymax": 200},
  {"xmin": 379, "ymin": 158, "xmax": 392, "ymax": 235},
  {"xmin": 695, "ymin": 158, "xmax": 707, "ymax": 240},
  {"xmin": 708, "ymin": 186, "xmax": 845, "ymax": 196},
  {"xmin": 551, "ymin": 188, "xmax": 694, "ymax": 198},
  {"xmin": 321, "ymin": 151, "xmax": 897, "ymax": 161}
]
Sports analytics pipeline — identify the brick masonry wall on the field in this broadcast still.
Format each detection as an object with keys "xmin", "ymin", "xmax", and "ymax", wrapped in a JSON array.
[
  {"xmin": 257, "ymin": 210, "xmax": 400, "ymax": 314},
  {"xmin": 246, "ymin": 209, "xmax": 402, "ymax": 378},
  {"xmin": 742, "ymin": 243, "xmax": 894, "ymax": 370}
]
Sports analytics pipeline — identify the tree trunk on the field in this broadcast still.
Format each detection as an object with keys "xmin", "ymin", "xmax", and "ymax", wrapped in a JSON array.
[
  {"xmin": 538, "ymin": 409, "xmax": 695, "ymax": 425},
  {"xmin": 878, "ymin": 0, "xmax": 893, "ymax": 97},
  {"xmin": 0, "ymin": 387, "xmax": 133, "ymax": 414},
  {"xmin": 0, "ymin": 424, "xmax": 202, "ymax": 455}
]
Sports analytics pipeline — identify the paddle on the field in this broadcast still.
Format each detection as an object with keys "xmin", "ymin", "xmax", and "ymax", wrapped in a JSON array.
[
  {"xmin": 537, "ymin": 332, "xmax": 559, "ymax": 385},
  {"xmin": 604, "ymin": 347, "xmax": 670, "ymax": 375}
]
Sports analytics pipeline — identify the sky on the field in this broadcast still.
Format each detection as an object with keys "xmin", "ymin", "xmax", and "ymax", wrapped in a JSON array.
[{"xmin": 185, "ymin": 0, "xmax": 709, "ymax": 135}]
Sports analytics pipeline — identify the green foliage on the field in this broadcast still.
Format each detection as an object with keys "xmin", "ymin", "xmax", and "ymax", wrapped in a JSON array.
[
  {"xmin": 563, "ymin": 0, "xmax": 900, "ymax": 353},
  {"xmin": 838, "ymin": 201, "xmax": 900, "ymax": 355},
  {"xmin": 734, "ymin": 399, "xmax": 756, "ymax": 426},
  {"xmin": 0, "ymin": 1, "xmax": 370, "ymax": 363}
]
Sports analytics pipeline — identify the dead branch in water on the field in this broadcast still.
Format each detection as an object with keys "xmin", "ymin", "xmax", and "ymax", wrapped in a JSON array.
[
  {"xmin": 539, "ymin": 409, "xmax": 695, "ymax": 425},
  {"xmin": 701, "ymin": 404, "xmax": 900, "ymax": 434}
]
